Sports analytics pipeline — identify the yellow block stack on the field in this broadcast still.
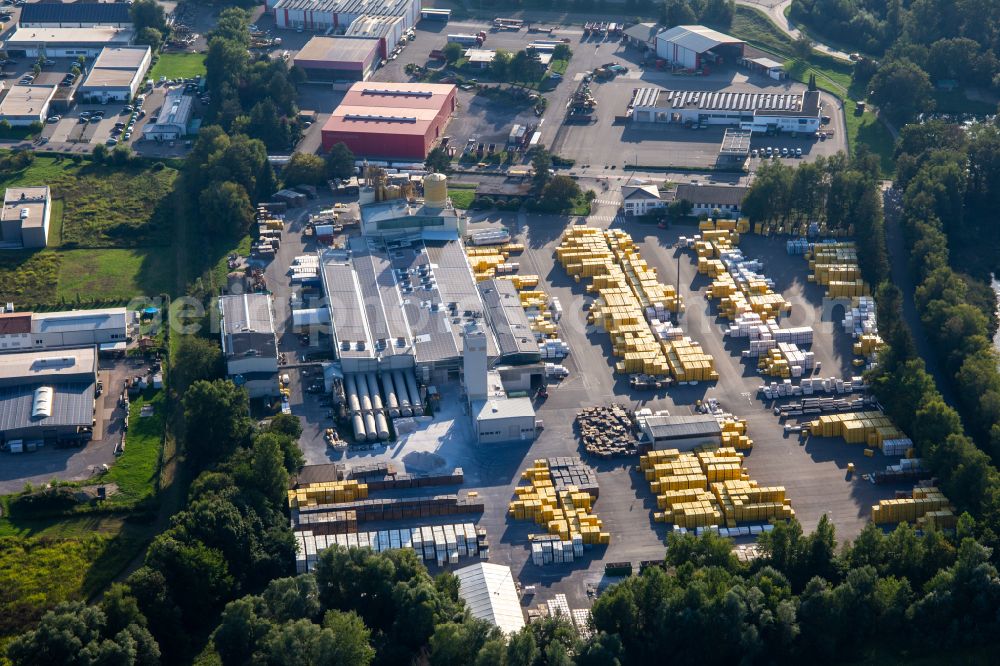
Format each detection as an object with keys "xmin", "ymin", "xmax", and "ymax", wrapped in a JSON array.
[
  {"xmin": 808, "ymin": 411, "xmax": 907, "ymax": 448},
  {"xmin": 807, "ymin": 242, "xmax": 872, "ymax": 299},
  {"xmin": 871, "ymin": 487, "xmax": 956, "ymax": 527},
  {"xmin": 287, "ymin": 480, "xmax": 369, "ymax": 509},
  {"xmin": 662, "ymin": 337, "xmax": 719, "ymax": 382},
  {"xmin": 699, "ymin": 222, "xmax": 791, "ymax": 321},
  {"xmin": 640, "ymin": 446, "xmax": 792, "ymax": 528},
  {"xmin": 508, "ymin": 460, "xmax": 610, "ymax": 545}
]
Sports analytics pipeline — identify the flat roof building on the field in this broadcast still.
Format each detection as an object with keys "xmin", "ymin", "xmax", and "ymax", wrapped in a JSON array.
[
  {"xmin": 0, "ymin": 346, "xmax": 97, "ymax": 442},
  {"xmin": 454, "ymin": 563, "xmax": 525, "ymax": 634},
  {"xmin": 142, "ymin": 89, "xmax": 193, "ymax": 141},
  {"xmin": 78, "ymin": 46, "xmax": 151, "ymax": 102},
  {"xmin": 4, "ymin": 27, "xmax": 134, "ymax": 58},
  {"xmin": 655, "ymin": 24, "xmax": 745, "ymax": 70},
  {"xmin": 295, "ymin": 36, "xmax": 381, "ymax": 81},
  {"xmin": 219, "ymin": 294, "xmax": 278, "ymax": 398},
  {"xmin": 630, "ymin": 87, "xmax": 821, "ymax": 133},
  {"xmin": 718, "ymin": 128, "xmax": 751, "ymax": 168},
  {"xmin": 321, "ymin": 82, "xmax": 457, "ymax": 159},
  {"xmin": 1, "ymin": 186, "xmax": 51, "ymax": 249},
  {"xmin": 0, "ymin": 85, "xmax": 56, "ymax": 126},
  {"xmin": 343, "ymin": 14, "xmax": 405, "ymax": 59},
  {"xmin": 18, "ymin": 3, "xmax": 132, "ymax": 28},
  {"xmin": 359, "ymin": 197, "xmax": 463, "ymax": 237},
  {"xmin": 268, "ymin": 0, "xmax": 419, "ymax": 37},
  {"xmin": 640, "ymin": 414, "xmax": 722, "ymax": 450}
]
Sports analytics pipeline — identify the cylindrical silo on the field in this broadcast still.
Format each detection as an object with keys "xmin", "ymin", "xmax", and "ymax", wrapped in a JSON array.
[
  {"xmin": 423, "ymin": 172, "xmax": 448, "ymax": 208},
  {"xmin": 374, "ymin": 411, "xmax": 390, "ymax": 441},
  {"xmin": 381, "ymin": 372, "xmax": 400, "ymax": 417},
  {"xmin": 345, "ymin": 374, "xmax": 361, "ymax": 414},
  {"xmin": 357, "ymin": 373, "xmax": 374, "ymax": 413},
  {"xmin": 367, "ymin": 373, "xmax": 384, "ymax": 411},
  {"xmin": 393, "ymin": 370, "xmax": 412, "ymax": 416},
  {"xmin": 351, "ymin": 413, "xmax": 366, "ymax": 442},
  {"xmin": 363, "ymin": 411, "xmax": 377, "ymax": 441},
  {"xmin": 405, "ymin": 369, "xmax": 422, "ymax": 413}
]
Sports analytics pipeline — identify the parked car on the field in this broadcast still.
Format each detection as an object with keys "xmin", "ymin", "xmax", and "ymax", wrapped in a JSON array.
[
  {"xmin": 795, "ymin": 147, "xmax": 803, "ymax": 157},
  {"xmin": 750, "ymin": 148, "xmax": 758, "ymax": 158},
  {"xmin": 781, "ymin": 147, "xmax": 789, "ymax": 157},
  {"xmin": 123, "ymin": 132, "xmax": 132, "ymax": 140},
  {"xmin": 46, "ymin": 115, "xmax": 60, "ymax": 123},
  {"xmin": 106, "ymin": 138, "xmax": 118, "ymax": 146},
  {"xmin": 549, "ymin": 72, "xmax": 562, "ymax": 80}
]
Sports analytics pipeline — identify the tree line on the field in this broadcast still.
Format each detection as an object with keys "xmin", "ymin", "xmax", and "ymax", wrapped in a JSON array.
[{"xmin": 791, "ymin": 0, "xmax": 1000, "ymax": 122}]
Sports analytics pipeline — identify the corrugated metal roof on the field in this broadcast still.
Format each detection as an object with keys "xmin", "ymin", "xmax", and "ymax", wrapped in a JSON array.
[
  {"xmin": 656, "ymin": 24, "xmax": 743, "ymax": 54},
  {"xmin": 674, "ymin": 183, "xmax": 748, "ymax": 207},
  {"xmin": 0, "ymin": 382, "xmax": 94, "ymax": 432},
  {"xmin": 478, "ymin": 279, "xmax": 540, "ymax": 360},
  {"xmin": 454, "ymin": 562, "xmax": 526, "ymax": 635},
  {"xmin": 219, "ymin": 294, "xmax": 277, "ymax": 360},
  {"xmin": 643, "ymin": 414, "xmax": 721, "ymax": 440},
  {"xmin": 271, "ymin": 0, "xmax": 412, "ymax": 18},
  {"xmin": 474, "ymin": 396, "xmax": 535, "ymax": 421},
  {"xmin": 20, "ymin": 3, "xmax": 131, "ymax": 25},
  {"xmin": 32, "ymin": 307, "xmax": 125, "ymax": 334}
]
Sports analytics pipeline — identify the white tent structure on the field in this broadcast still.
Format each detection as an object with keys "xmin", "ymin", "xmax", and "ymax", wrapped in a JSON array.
[{"xmin": 454, "ymin": 563, "xmax": 525, "ymax": 634}]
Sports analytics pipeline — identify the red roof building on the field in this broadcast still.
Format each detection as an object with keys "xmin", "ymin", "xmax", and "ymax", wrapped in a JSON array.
[{"xmin": 321, "ymin": 82, "xmax": 457, "ymax": 160}]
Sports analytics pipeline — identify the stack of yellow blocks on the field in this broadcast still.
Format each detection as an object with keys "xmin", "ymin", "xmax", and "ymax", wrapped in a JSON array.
[
  {"xmin": 519, "ymin": 290, "xmax": 549, "ymax": 310},
  {"xmin": 558, "ymin": 227, "xmax": 673, "ymax": 376},
  {"xmin": 640, "ymin": 446, "xmax": 792, "ymax": 528},
  {"xmin": 872, "ymin": 487, "xmax": 955, "ymax": 526},
  {"xmin": 662, "ymin": 337, "xmax": 719, "ymax": 382},
  {"xmin": 508, "ymin": 460, "xmax": 610, "ymax": 545},
  {"xmin": 287, "ymin": 480, "xmax": 369, "ymax": 509},
  {"xmin": 496, "ymin": 274, "xmax": 539, "ymax": 290},
  {"xmin": 466, "ymin": 247, "xmax": 508, "ymax": 281},
  {"xmin": 853, "ymin": 334, "xmax": 884, "ymax": 357},
  {"xmin": 720, "ymin": 418, "xmax": 753, "ymax": 450},
  {"xmin": 808, "ymin": 411, "xmax": 907, "ymax": 448},
  {"xmin": 807, "ymin": 242, "xmax": 871, "ymax": 299},
  {"xmin": 696, "ymin": 223, "xmax": 790, "ymax": 321}
]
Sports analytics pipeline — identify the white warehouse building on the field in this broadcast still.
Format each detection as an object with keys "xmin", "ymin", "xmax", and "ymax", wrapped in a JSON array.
[
  {"xmin": 219, "ymin": 294, "xmax": 279, "ymax": 398},
  {"xmin": 267, "ymin": 0, "xmax": 419, "ymax": 34},
  {"xmin": 630, "ymin": 87, "xmax": 822, "ymax": 134},
  {"xmin": 655, "ymin": 24, "xmax": 745, "ymax": 70}
]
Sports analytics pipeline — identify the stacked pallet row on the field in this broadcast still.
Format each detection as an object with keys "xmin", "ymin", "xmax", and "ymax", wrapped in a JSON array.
[
  {"xmin": 556, "ymin": 227, "xmax": 669, "ymax": 376},
  {"xmin": 871, "ymin": 486, "xmax": 956, "ymax": 528},
  {"xmin": 808, "ymin": 242, "xmax": 870, "ymax": 298},
  {"xmin": 288, "ymin": 480, "xmax": 368, "ymax": 509},
  {"xmin": 662, "ymin": 337, "xmax": 719, "ymax": 382},
  {"xmin": 640, "ymin": 447, "xmax": 793, "ymax": 528},
  {"xmin": 605, "ymin": 229, "xmax": 684, "ymax": 318},
  {"xmin": 295, "ymin": 523, "xmax": 486, "ymax": 573},
  {"xmin": 509, "ymin": 459, "xmax": 610, "ymax": 546},
  {"xmin": 758, "ymin": 342, "xmax": 816, "ymax": 378},
  {"xmin": 808, "ymin": 411, "xmax": 907, "ymax": 448},
  {"xmin": 720, "ymin": 418, "xmax": 753, "ymax": 450},
  {"xmin": 575, "ymin": 405, "xmax": 638, "ymax": 457},
  {"xmin": 465, "ymin": 242, "xmax": 525, "ymax": 281}
]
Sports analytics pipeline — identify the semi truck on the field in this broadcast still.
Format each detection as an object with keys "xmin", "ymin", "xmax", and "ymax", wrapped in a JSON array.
[{"xmin": 447, "ymin": 32, "xmax": 486, "ymax": 46}]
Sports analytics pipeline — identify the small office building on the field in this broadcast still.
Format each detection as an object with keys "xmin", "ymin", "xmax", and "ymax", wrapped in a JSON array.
[
  {"xmin": 294, "ymin": 36, "xmax": 380, "ymax": 81},
  {"xmin": 219, "ymin": 294, "xmax": 279, "ymax": 398},
  {"xmin": 1, "ymin": 186, "xmax": 51, "ymax": 249},
  {"xmin": 622, "ymin": 184, "xmax": 666, "ymax": 216},
  {"xmin": 78, "ymin": 46, "xmax": 151, "ymax": 103},
  {"xmin": 0, "ymin": 85, "xmax": 56, "ymax": 126},
  {"xmin": 640, "ymin": 414, "xmax": 722, "ymax": 450},
  {"xmin": 0, "ymin": 346, "xmax": 97, "ymax": 443},
  {"xmin": 674, "ymin": 183, "xmax": 748, "ymax": 217}
]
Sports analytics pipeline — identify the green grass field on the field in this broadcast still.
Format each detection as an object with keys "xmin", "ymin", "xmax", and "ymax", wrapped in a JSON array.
[
  {"xmin": 56, "ymin": 248, "xmax": 174, "ymax": 302},
  {"xmin": 448, "ymin": 188, "xmax": 476, "ymax": 209},
  {"xmin": 97, "ymin": 392, "xmax": 165, "ymax": 504},
  {"xmin": 149, "ymin": 53, "xmax": 207, "ymax": 80},
  {"xmin": 0, "ymin": 154, "xmax": 180, "ymax": 306}
]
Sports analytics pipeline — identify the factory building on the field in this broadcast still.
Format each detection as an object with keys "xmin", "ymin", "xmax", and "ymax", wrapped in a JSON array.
[
  {"xmin": 630, "ymin": 87, "xmax": 821, "ymax": 134},
  {"xmin": 267, "ymin": 0, "xmax": 419, "ymax": 35},
  {"xmin": 294, "ymin": 36, "xmax": 381, "ymax": 81},
  {"xmin": 0, "ymin": 307, "xmax": 128, "ymax": 354},
  {"xmin": 640, "ymin": 414, "xmax": 722, "ymax": 450},
  {"xmin": 343, "ymin": 14, "xmax": 405, "ymax": 60},
  {"xmin": 1, "ymin": 186, "xmax": 51, "ymax": 248},
  {"xmin": 77, "ymin": 46, "xmax": 151, "ymax": 103},
  {"xmin": 464, "ymin": 324, "xmax": 537, "ymax": 445},
  {"xmin": 0, "ymin": 346, "xmax": 97, "ymax": 444},
  {"xmin": 320, "ymin": 82, "xmax": 457, "ymax": 159},
  {"xmin": 219, "ymin": 294, "xmax": 279, "ymax": 398},
  {"xmin": 477, "ymin": 279, "xmax": 540, "ymax": 366},
  {"xmin": 655, "ymin": 24, "xmax": 745, "ymax": 70},
  {"xmin": 17, "ymin": 3, "xmax": 133, "ymax": 29},
  {"xmin": 3, "ymin": 27, "xmax": 134, "ymax": 58}
]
